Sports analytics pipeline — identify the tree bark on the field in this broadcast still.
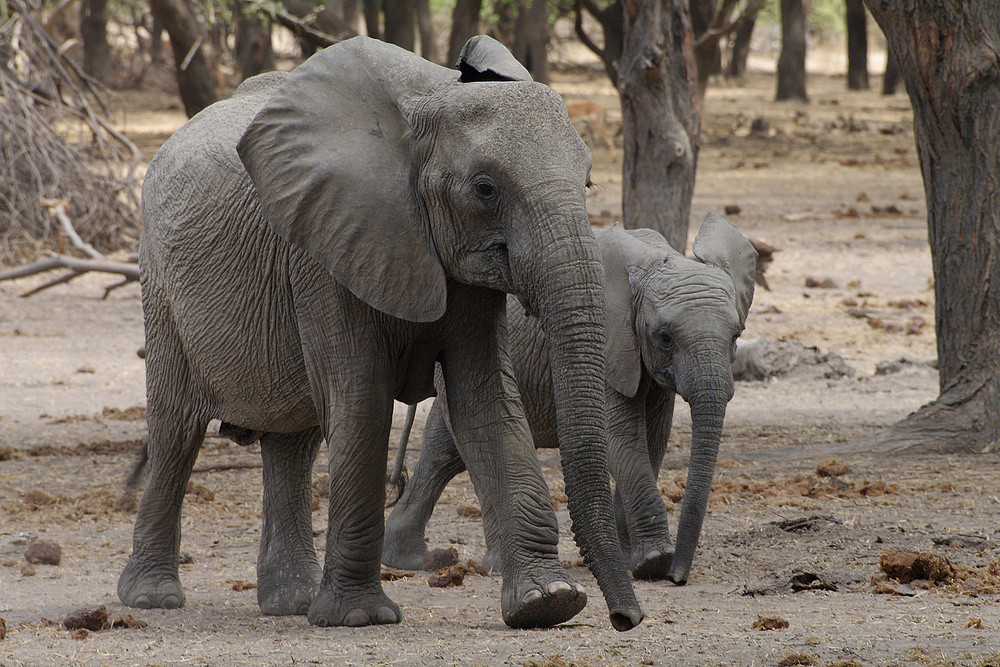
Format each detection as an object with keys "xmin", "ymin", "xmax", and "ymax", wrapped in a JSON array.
[
  {"xmin": 448, "ymin": 0, "xmax": 482, "ymax": 65},
  {"xmin": 235, "ymin": 11, "xmax": 275, "ymax": 80},
  {"xmin": 149, "ymin": 0, "xmax": 217, "ymax": 118},
  {"xmin": 775, "ymin": 0, "xmax": 807, "ymax": 101},
  {"xmin": 512, "ymin": 0, "xmax": 551, "ymax": 84},
  {"xmin": 383, "ymin": 0, "xmax": 415, "ymax": 51},
  {"xmin": 80, "ymin": 0, "xmax": 111, "ymax": 84},
  {"xmin": 619, "ymin": 0, "xmax": 699, "ymax": 252},
  {"xmin": 845, "ymin": 0, "xmax": 869, "ymax": 89},
  {"xmin": 415, "ymin": 0, "xmax": 437, "ymax": 62},
  {"xmin": 725, "ymin": 9, "xmax": 756, "ymax": 80},
  {"xmin": 862, "ymin": 0, "xmax": 1000, "ymax": 454}
]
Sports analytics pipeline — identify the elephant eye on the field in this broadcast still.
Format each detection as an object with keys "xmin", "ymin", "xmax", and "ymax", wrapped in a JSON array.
[
  {"xmin": 473, "ymin": 175, "xmax": 498, "ymax": 203},
  {"xmin": 658, "ymin": 329, "xmax": 673, "ymax": 349}
]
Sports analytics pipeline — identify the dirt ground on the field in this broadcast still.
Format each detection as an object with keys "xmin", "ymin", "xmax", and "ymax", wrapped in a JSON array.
[{"xmin": 2, "ymin": 63, "xmax": 1000, "ymax": 667}]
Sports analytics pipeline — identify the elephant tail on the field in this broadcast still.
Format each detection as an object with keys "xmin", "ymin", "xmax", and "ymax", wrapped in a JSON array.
[{"xmin": 385, "ymin": 403, "xmax": 417, "ymax": 507}]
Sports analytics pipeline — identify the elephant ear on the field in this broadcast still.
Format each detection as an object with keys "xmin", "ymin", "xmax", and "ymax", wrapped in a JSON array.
[
  {"xmin": 237, "ymin": 37, "xmax": 451, "ymax": 323},
  {"xmin": 456, "ymin": 35, "xmax": 533, "ymax": 82},
  {"xmin": 692, "ymin": 212, "xmax": 758, "ymax": 328},
  {"xmin": 597, "ymin": 224, "xmax": 668, "ymax": 398}
]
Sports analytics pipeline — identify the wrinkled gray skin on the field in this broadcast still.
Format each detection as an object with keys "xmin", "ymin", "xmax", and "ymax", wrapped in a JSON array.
[
  {"xmin": 119, "ymin": 36, "xmax": 643, "ymax": 632},
  {"xmin": 383, "ymin": 216, "xmax": 756, "ymax": 584}
]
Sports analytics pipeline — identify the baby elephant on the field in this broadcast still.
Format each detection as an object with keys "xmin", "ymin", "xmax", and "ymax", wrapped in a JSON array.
[{"xmin": 383, "ymin": 214, "xmax": 756, "ymax": 583}]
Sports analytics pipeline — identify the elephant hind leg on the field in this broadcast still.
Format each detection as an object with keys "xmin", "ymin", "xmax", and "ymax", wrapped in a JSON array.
[
  {"xmin": 119, "ymin": 312, "xmax": 209, "ymax": 609},
  {"xmin": 257, "ymin": 427, "xmax": 323, "ymax": 616},
  {"xmin": 382, "ymin": 400, "xmax": 467, "ymax": 570}
]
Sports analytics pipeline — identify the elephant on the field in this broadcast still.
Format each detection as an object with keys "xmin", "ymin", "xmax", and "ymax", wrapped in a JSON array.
[
  {"xmin": 383, "ymin": 215, "xmax": 757, "ymax": 585},
  {"xmin": 118, "ymin": 35, "xmax": 644, "ymax": 632}
]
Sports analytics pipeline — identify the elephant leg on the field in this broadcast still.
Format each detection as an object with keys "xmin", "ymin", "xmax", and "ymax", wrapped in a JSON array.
[
  {"xmin": 119, "ymin": 308, "xmax": 208, "ymax": 609},
  {"xmin": 257, "ymin": 427, "xmax": 323, "ymax": 615},
  {"xmin": 606, "ymin": 388, "xmax": 674, "ymax": 581},
  {"xmin": 383, "ymin": 400, "xmax": 468, "ymax": 570},
  {"xmin": 440, "ymin": 298, "xmax": 586, "ymax": 629},
  {"xmin": 303, "ymin": 349, "xmax": 400, "ymax": 628}
]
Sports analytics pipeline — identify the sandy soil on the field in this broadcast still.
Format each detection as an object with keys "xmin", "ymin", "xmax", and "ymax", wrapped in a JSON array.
[{"xmin": 2, "ymin": 67, "xmax": 999, "ymax": 666}]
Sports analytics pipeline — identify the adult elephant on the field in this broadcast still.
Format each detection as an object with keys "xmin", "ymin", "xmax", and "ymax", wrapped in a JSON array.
[
  {"xmin": 383, "ymin": 217, "xmax": 756, "ymax": 585},
  {"xmin": 118, "ymin": 35, "xmax": 643, "ymax": 632}
]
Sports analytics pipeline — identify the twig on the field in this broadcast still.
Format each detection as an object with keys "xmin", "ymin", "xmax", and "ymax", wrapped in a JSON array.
[
  {"xmin": 46, "ymin": 200, "xmax": 103, "ymax": 259},
  {"xmin": 179, "ymin": 32, "xmax": 205, "ymax": 71}
]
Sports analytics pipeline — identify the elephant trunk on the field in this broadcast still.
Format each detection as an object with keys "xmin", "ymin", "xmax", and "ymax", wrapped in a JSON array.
[
  {"xmin": 667, "ymin": 380, "xmax": 729, "ymax": 585},
  {"xmin": 513, "ymin": 221, "xmax": 643, "ymax": 632}
]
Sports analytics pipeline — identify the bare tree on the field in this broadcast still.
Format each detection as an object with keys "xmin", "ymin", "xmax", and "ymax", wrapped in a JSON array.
[
  {"xmin": 619, "ymin": 0, "xmax": 700, "ymax": 251},
  {"xmin": 235, "ymin": 8, "xmax": 275, "ymax": 80},
  {"xmin": 384, "ymin": 0, "xmax": 415, "ymax": 51},
  {"xmin": 845, "ymin": 0, "xmax": 869, "ymax": 89},
  {"xmin": 415, "ymin": 0, "xmax": 438, "ymax": 62},
  {"xmin": 862, "ymin": 0, "xmax": 1000, "ymax": 453},
  {"xmin": 775, "ymin": 0, "xmax": 807, "ymax": 100},
  {"xmin": 149, "ymin": 0, "xmax": 217, "ymax": 117},
  {"xmin": 80, "ymin": 0, "xmax": 111, "ymax": 83},
  {"xmin": 448, "ymin": 0, "xmax": 483, "ymax": 64},
  {"xmin": 725, "ymin": 4, "xmax": 758, "ymax": 80},
  {"xmin": 512, "ymin": 0, "xmax": 551, "ymax": 83}
]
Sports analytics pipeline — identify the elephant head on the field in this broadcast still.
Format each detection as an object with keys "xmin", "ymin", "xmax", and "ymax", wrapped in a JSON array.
[
  {"xmin": 235, "ymin": 36, "xmax": 640, "ymax": 630},
  {"xmin": 598, "ymin": 214, "xmax": 757, "ymax": 584}
]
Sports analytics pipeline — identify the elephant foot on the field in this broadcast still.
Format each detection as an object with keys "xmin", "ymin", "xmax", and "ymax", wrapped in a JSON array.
[
  {"xmin": 501, "ymin": 575, "xmax": 587, "ymax": 629},
  {"xmin": 381, "ymin": 522, "xmax": 429, "ymax": 571},
  {"xmin": 630, "ymin": 546, "xmax": 674, "ymax": 581},
  {"xmin": 258, "ymin": 561, "xmax": 321, "ymax": 616},
  {"xmin": 118, "ymin": 557, "xmax": 185, "ymax": 609},
  {"xmin": 306, "ymin": 586, "xmax": 402, "ymax": 627}
]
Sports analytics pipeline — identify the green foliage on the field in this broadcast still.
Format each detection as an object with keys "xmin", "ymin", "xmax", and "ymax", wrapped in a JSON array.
[{"xmin": 758, "ymin": 0, "xmax": 852, "ymax": 34}]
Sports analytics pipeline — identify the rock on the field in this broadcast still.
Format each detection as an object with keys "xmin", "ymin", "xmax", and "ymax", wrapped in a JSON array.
[
  {"xmin": 732, "ymin": 337, "xmax": 855, "ymax": 382},
  {"xmin": 804, "ymin": 276, "xmax": 837, "ymax": 289},
  {"xmin": 724, "ymin": 204, "xmax": 741, "ymax": 216},
  {"xmin": 421, "ymin": 547, "xmax": 459, "ymax": 572},
  {"xmin": 24, "ymin": 540, "xmax": 61, "ymax": 565},
  {"xmin": 63, "ymin": 605, "xmax": 108, "ymax": 631},
  {"xmin": 749, "ymin": 238, "xmax": 777, "ymax": 290},
  {"xmin": 816, "ymin": 459, "xmax": 850, "ymax": 477},
  {"xmin": 752, "ymin": 615, "xmax": 788, "ymax": 630}
]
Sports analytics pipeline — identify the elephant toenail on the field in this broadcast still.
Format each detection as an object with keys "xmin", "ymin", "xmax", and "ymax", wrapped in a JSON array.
[
  {"xmin": 377, "ymin": 607, "xmax": 399, "ymax": 624},
  {"xmin": 647, "ymin": 550, "xmax": 662, "ymax": 560},
  {"xmin": 522, "ymin": 589, "xmax": 543, "ymax": 604},
  {"xmin": 297, "ymin": 602, "xmax": 310, "ymax": 615},
  {"xmin": 574, "ymin": 583, "xmax": 587, "ymax": 595},
  {"xmin": 547, "ymin": 581, "xmax": 572, "ymax": 595},
  {"xmin": 344, "ymin": 609, "xmax": 370, "ymax": 626},
  {"xmin": 162, "ymin": 595, "xmax": 181, "ymax": 609},
  {"xmin": 315, "ymin": 616, "xmax": 329, "ymax": 627},
  {"xmin": 133, "ymin": 595, "xmax": 152, "ymax": 609}
]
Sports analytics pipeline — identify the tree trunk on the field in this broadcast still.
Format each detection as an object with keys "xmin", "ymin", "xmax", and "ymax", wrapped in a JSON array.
[
  {"xmin": 775, "ymin": 0, "xmax": 807, "ymax": 101},
  {"xmin": 689, "ymin": 0, "xmax": 721, "ymax": 101},
  {"xmin": 575, "ymin": 0, "xmax": 623, "ymax": 87},
  {"xmin": 619, "ymin": 0, "xmax": 699, "ymax": 252},
  {"xmin": 845, "ymin": 0, "xmax": 869, "ymax": 89},
  {"xmin": 150, "ymin": 11, "xmax": 166, "ymax": 63},
  {"xmin": 862, "ymin": 0, "xmax": 1000, "ymax": 454},
  {"xmin": 415, "ymin": 0, "xmax": 437, "ymax": 62},
  {"xmin": 235, "ymin": 11, "xmax": 275, "ymax": 81},
  {"xmin": 725, "ymin": 10, "xmax": 756, "ymax": 80},
  {"xmin": 383, "ymin": 0, "xmax": 415, "ymax": 51},
  {"xmin": 342, "ymin": 0, "xmax": 360, "ymax": 28},
  {"xmin": 512, "ymin": 0, "xmax": 551, "ymax": 84},
  {"xmin": 80, "ymin": 0, "xmax": 111, "ymax": 84},
  {"xmin": 149, "ymin": 0, "xmax": 217, "ymax": 118},
  {"xmin": 448, "ymin": 0, "xmax": 482, "ymax": 65},
  {"xmin": 363, "ymin": 0, "xmax": 381, "ymax": 39},
  {"xmin": 881, "ymin": 45, "xmax": 901, "ymax": 94}
]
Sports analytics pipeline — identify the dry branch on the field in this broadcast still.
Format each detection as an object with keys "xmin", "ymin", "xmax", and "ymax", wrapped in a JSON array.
[{"xmin": 0, "ymin": 0, "xmax": 140, "ymax": 264}]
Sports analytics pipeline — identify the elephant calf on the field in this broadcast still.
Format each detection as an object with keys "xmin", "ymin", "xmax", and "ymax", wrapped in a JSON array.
[{"xmin": 383, "ymin": 215, "xmax": 757, "ymax": 584}]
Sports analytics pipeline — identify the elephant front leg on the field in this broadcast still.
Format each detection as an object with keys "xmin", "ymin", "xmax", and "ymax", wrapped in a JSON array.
[
  {"xmin": 383, "ymin": 401, "xmax": 468, "ymax": 570},
  {"xmin": 607, "ymin": 388, "xmax": 674, "ymax": 581},
  {"xmin": 257, "ymin": 428, "xmax": 323, "ymax": 615},
  {"xmin": 440, "ymin": 318, "xmax": 586, "ymax": 629},
  {"xmin": 307, "ymin": 380, "xmax": 400, "ymax": 627}
]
